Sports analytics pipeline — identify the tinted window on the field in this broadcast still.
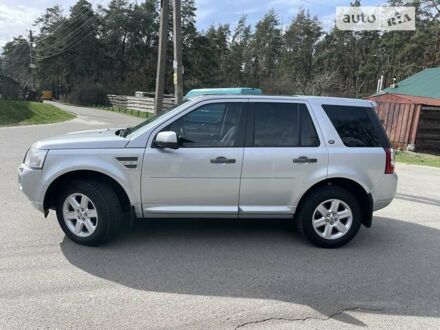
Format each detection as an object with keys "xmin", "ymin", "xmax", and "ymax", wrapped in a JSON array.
[
  {"xmin": 253, "ymin": 103, "xmax": 319, "ymax": 147},
  {"xmin": 183, "ymin": 103, "xmax": 224, "ymax": 124},
  {"xmin": 166, "ymin": 103, "xmax": 243, "ymax": 147},
  {"xmin": 300, "ymin": 104, "xmax": 320, "ymax": 147},
  {"xmin": 254, "ymin": 103, "xmax": 298, "ymax": 147},
  {"xmin": 322, "ymin": 105, "xmax": 388, "ymax": 147}
]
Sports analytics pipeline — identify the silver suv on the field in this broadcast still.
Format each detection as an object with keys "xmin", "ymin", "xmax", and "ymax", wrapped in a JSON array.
[{"xmin": 18, "ymin": 96, "xmax": 397, "ymax": 248}]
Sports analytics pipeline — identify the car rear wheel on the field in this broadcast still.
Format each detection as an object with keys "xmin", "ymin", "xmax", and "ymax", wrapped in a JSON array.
[
  {"xmin": 56, "ymin": 179, "xmax": 122, "ymax": 246},
  {"xmin": 296, "ymin": 186, "xmax": 362, "ymax": 248}
]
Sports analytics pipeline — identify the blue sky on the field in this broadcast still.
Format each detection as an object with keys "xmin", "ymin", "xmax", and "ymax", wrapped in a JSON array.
[{"xmin": 0, "ymin": 0, "xmax": 382, "ymax": 48}]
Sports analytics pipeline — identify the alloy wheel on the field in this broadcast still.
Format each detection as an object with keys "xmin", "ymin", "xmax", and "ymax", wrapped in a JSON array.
[
  {"xmin": 62, "ymin": 193, "xmax": 99, "ymax": 238},
  {"xmin": 312, "ymin": 199, "xmax": 353, "ymax": 240}
]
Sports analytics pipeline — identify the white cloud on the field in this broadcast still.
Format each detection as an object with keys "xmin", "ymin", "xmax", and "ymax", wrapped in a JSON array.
[
  {"xmin": 233, "ymin": 8, "xmax": 258, "ymax": 16},
  {"xmin": 268, "ymin": 0, "xmax": 300, "ymax": 6},
  {"xmin": 321, "ymin": 13, "xmax": 336, "ymax": 31},
  {"xmin": 0, "ymin": 0, "xmax": 111, "ymax": 50},
  {"xmin": 196, "ymin": 7, "xmax": 214, "ymax": 22},
  {"xmin": 0, "ymin": 0, "xmax": 381, "ymax": 50},
  {"xmin": 0, "ymin": 4, "xmax": 41, "ymax": 48}
]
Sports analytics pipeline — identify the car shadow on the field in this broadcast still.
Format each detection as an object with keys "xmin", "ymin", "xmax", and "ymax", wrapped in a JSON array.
[{"xmin": 60, "ymin": 217, "xmax": 440, "ymax": 326}]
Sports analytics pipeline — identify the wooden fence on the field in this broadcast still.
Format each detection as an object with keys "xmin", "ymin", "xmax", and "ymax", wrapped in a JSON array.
[
  {"xmin": 375, "ymin": 102, "xmax": 422, "ymax": 149},
  {"xmin": 107, "ymin": 94, "xmax": 127, "ymax": 108},
  {"xmin": 107, "ymin": 94, "xmax": 175, "ymax": 113}
]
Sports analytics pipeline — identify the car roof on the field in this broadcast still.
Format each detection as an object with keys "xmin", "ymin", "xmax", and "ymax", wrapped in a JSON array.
[
  {"xmin": 188, "ymin": 94, "xmax": 374, "ymax": 107},
  {"xmin": 184, "ymin": 87, "xmax": 263, "ymax": 100}
]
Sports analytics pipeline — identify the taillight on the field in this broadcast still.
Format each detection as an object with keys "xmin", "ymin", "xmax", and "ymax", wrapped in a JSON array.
[{"xmin": 384, "ymin": 147, "xmax": 395, "ymax": 174}]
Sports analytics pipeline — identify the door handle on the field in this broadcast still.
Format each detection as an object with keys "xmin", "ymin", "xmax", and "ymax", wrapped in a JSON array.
[
  {"xmin": 210, "ymin": 156, "xmax": 236, "ymax": 164},
  {"xmin": 292, "ymin": 156, "xmax": 317, "ymax": 164}
]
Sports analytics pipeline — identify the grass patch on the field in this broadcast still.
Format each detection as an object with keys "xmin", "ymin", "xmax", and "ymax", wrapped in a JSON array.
[
  {"xmin": 0, "ymin": 100, "xmax": 75, "ymax": 126},
  {"xmin": 396, "ymin": 151, "xmax": 440, "ymax": 168}
]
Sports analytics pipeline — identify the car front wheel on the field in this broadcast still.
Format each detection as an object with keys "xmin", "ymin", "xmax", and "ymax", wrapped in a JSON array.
[{"xmin": 56, "ymin": 179, "xmax": 122, "ymax": 246}]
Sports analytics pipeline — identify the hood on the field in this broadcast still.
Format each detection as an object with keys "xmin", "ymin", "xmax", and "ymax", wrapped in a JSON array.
[{"xmin": 32, "ymin": 128, "xmax": 129, "ymax": 150}]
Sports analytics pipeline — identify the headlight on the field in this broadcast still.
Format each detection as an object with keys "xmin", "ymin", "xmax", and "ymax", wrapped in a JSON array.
[{"xmin": 24, "ymin": 148, "xmax": 48, "ymax": 169}]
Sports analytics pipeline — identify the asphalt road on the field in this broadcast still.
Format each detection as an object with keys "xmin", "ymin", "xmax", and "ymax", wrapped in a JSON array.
[{"xmin": 1, "ymin": 102, "xmax": 440, "ymax": 329}]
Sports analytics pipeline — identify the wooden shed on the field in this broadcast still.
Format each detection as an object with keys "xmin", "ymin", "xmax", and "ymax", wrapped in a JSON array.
[
  {"xmin": 0, "ymin": 74, "xmax": 20, "ymax": 100},
  {"xmin": 368, "ymin": 68, "xmax": 440, "ymax": 152}
]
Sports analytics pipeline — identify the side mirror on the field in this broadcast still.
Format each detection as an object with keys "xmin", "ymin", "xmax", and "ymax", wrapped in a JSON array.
[{"xmin": 155, "ymin": 131, "xmax": 179, "ymax": 149}]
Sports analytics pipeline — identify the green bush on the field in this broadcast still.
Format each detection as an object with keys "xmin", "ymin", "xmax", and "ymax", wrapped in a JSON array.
[{"xmin": 66, "ymin": 82, "xmax": 108, "ymax": 106}]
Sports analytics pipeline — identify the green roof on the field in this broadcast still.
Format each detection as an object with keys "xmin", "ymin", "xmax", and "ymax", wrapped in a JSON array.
[{"xmin": 383, "ymin": 68, "xmax": 440, "ymax": 99}]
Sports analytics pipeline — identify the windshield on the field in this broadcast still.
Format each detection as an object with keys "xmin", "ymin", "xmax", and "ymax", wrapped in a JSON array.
[{"xmin": 121, "ymin": 101, "xmax": 188, "ymax": 137}]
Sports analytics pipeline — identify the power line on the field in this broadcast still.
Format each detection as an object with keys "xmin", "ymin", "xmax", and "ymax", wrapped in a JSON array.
[
  {"xmin": 35, "ymin": 31, "xmax": 95, "ymax": 61},
  {"xmin": 1, "ymin": 44, "xmax": 30, "ymax": 85},
  {"xmin": 35, "ymin": 4, "xmax": 101, "ymax": 51},
  {"xmin": 3, "ymin": 42, "xmax": 28, "ymax": 59},
  {"xmin": 34, "ymin": 0, "xmax": 106, "ymax": 44},
  {"xmin": 34, "ymin": 28, "xmax": 97, "ymax": 60},
  {"xmin": 35, "ymin": 13, "xmax": 99, "ymax": 53},
  {"xmin": 37, "ymin": 14, "xmax": 97, "ymax": 49},
  {"xmin": 0, "ymin": 4, "xmax": 96, "ymax": 80},
  {"xmin": 32, "ymin": 0, "xmax": 109, "ymax": 60}
]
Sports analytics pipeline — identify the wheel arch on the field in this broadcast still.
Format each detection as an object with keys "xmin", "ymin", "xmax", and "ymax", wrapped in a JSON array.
[
  {"xmin": 43, "ymin": 170, "xmax": 131, "ymax": 214},
  {"xmin": 295, "ymin": 177, "xmax": 373, "ymax": 228}
]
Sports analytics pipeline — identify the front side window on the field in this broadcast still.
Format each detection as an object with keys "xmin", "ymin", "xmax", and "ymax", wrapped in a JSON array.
[
  {"xmin": 252, "ymin": 102, "xmax": 319, "ymax": 147},
  {"xmin": 165, "ymin": 102, "xmax": 243, "ymax": 147}
]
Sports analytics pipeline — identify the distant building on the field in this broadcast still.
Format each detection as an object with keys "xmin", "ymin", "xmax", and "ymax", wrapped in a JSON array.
[
  {"xmin": 0, "ymin": 74, "xmax": 21, "ymax": 100},
  {"xmin": 368, "ymin": 68, "xmax": 440, "ymax": 152}
]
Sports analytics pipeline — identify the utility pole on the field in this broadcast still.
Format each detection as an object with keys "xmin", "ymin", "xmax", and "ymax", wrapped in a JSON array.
[
  {"xmin": 173, "ymin": 0, "xmax": 183, "ymax": 104},
  {"xmin": 27, "ymin": 30, "xmax": 36, "ymax": 90},
  {"xmin": 154, "ymin": 0, "xmax": 169, "ymax": 114}
]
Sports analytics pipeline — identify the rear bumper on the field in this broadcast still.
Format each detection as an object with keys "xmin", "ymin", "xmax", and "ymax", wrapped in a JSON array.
[
  {"xmin": 17, "ymin": 164, "xmax": 45, "ymax": 213},
  {"xmin": 371, "ymin": 173, "xmax": 398, "ymax": 211}
]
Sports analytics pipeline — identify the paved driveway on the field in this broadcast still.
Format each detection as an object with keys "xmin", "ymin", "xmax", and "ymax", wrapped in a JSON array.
[{"xmin": 1, "ymin": 102, "xmax": 439, "ymax": 329}]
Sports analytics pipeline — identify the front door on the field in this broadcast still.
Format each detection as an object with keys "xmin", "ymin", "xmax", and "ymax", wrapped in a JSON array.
[
  {"xmin": 142, "ymin": 101, "xmax": 246, "ymax": 218},
  {"xmin": 239, "ymin": 101, "xmax": 328, "ymax": 218}
]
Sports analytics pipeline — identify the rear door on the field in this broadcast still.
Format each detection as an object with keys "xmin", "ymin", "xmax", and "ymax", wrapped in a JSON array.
[
  {"xmin": 239, "ymin": 100, "xmax": 328, "ymax": 218},
  {"xmin": 321, "ymin": 104, "xmax": 391, "ymax": 191}
]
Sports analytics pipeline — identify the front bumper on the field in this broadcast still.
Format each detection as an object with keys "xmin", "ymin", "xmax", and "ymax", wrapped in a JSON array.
[
  {"xmin": 17, "ymin": 164, "xmax": 45, "ymax": 212},
  {"xmin": 371, "ymin": 172, "xmax": 398, "ymax": 211}
]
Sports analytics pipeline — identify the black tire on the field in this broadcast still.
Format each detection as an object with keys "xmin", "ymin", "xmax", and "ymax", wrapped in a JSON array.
[
  {"xmin": 56, "ymin": 179, "xmax": 122, "ymax": 246},
  {"xmin": 296, "ymin": 186, "xmax": 362, "ymax": 248}
]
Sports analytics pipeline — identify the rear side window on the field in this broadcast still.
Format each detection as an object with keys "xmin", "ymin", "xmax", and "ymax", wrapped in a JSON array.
[
  {"xmin": 322, "ymin": 105, "xmax": 389, "ymax": 148},
  {"xmin": 252, "ymin": 102, "xmax": 320, "ymax": 147}
]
